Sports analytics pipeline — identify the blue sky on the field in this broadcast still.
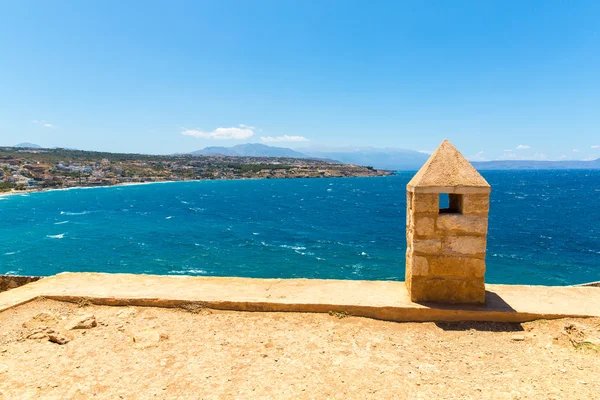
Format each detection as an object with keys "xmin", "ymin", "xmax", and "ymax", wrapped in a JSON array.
[{"xmin": 0, "ymin": 1, "xmax": 599, "ymax": 161}]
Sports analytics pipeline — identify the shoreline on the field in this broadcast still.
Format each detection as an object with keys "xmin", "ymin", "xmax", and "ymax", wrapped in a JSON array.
[
  {"xmin": 0, "ymin": 174, "xmax": 395, "ymax": 199},
  {"xmin": 0, "ymin": 181, "xmax": 163, "ymax": 198}
]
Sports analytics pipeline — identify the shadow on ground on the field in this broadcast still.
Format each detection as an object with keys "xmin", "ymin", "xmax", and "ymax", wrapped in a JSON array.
[
  {"xmin": 419, "ymin": 290, "xmax": 525, "ymax": 331},
  {"xmin": 434, "ymin": 321, "xmax": 524, "ymax": 332}
]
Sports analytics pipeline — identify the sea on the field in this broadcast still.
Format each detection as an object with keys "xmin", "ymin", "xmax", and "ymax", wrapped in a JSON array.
[{"xmin": 1, "ymin": 170, "xmax": 599, "ymax": 286}]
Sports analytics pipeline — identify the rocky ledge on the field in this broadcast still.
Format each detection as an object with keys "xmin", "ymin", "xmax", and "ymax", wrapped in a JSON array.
[{"xmin": 0, "ymin": 275, "xmax": 42, "ymax": 292}]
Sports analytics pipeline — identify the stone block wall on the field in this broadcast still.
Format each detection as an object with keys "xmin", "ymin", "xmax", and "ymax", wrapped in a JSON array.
[
  {"xmin": 406, "ymin": 191, "xmax": 489, "ymax": 304},
  {"xmin": 0, "ymin": 275, "xmax": 42, "ymax": 292}
]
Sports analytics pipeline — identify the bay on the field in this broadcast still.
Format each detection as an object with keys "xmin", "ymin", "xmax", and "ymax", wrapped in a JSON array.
[{"xmin": 1, "ymin": 170, "xmax": 598, "ymax": 285}]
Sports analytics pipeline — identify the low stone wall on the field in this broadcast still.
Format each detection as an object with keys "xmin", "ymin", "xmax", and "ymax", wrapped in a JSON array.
[{"xmin": 0, "ymin": 275, "xmax": 42, "ymax": 292}]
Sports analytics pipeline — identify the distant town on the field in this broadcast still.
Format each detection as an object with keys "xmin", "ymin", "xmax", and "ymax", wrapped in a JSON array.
[{"xmin": 0, "ymin": 146, "xmax": 393, "ymax": 193}]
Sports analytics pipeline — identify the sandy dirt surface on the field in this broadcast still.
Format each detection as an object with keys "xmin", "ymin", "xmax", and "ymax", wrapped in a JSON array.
[{"xmin": 0, "ymin": 299, "xmax": 599, "ymax": 400}]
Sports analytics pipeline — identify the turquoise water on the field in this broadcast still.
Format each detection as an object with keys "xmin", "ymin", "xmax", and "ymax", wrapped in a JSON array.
[{"xmin": 1, "ymin": 171, "xmax": 599, "ymax": 285}]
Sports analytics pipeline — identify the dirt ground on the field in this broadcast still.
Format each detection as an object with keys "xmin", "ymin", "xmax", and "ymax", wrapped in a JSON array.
[{"xmin": 0, "ymin": 299, "xmax": 599, "ymax": 400}]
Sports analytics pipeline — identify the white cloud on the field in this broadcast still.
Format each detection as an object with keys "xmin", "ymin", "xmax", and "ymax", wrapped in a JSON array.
[
  {"xmin": 181, "ymin": 126, "xmax": 254, "ymax": 140},
  {"xmin": 32, "ymin": 120, "xmax": 55, "ymax": 129},
  {"xmin": 516, "ymin": 145, "xmax": 530, "ymax": 150},
  {"xmin": 260, "ymin": 135, "xmax": 309, "ymax": 143},
  {"xmin": 572, "ymin": 149, "xmax": 579, "ymax": 152},
  {"xmin": 592, "ymin": 145, "xmax": 600, "ymax": 149},
  {"xmin": 418, "ymin": 150, "xmax": 432, "ymax": 155}
]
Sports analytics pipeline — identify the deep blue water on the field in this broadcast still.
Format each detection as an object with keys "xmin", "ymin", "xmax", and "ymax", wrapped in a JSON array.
[{"xmin": 1, "ymin": 171, "xmax": 599, "ymax": 285}]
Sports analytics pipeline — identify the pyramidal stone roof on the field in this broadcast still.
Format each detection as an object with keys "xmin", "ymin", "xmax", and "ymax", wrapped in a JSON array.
[{"xmin": 407, "ymin": 139, "xmax": 491, "ymax": 194}]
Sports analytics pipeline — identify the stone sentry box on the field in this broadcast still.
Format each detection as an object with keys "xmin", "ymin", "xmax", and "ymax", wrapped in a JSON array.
[{"xmin": 406, "ymin": 140, "xmax": 491, "ymax": 304}]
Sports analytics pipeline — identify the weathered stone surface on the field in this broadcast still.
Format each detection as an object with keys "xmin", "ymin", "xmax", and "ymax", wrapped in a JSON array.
[
  {"xmin": 443, "ymin": 236, "xmax": 486, "ymax": 257},
  {"xmin": 407, "ymin": 256, "xmax": 429, "ymax": 276},
  {"xmin": 116, "ymin": 307, "xmax": 138, "ymax": 319},
  {"xmin": 412, "ymin": 193, "xmax": 438, "ymax": 213},
  {"xmin": 406, "ymin": 229, "xmax": 413, "ymax": 244},
  {"xmin": 412, "ymin": 239, "xmax": 441, "ymax": 254},
  {"xmin": 408, "ymin": 277, "xmax": 485, "ymax": 304},
  {"xmin": 132, "ymin": 329, "xmax": 169, "ymax": 349},
  {"xmin": 65, "ymin": 314, "xmax": 97, "ymax": 330},
  {"xmin": 2, "ymin": 272, "xmax": 600, "ymax": 324},
  {"xmin": 405, "ymin": 141, "xmax": 490, "ymax": 305},
  {"xmin": 22, "ymin": 313, "xmax": 58, "ymax": 329},
  {"xmin": 415, "ymin": 216, "xmax": 435, "ymax": 236},
  {"xmin": 48, "ymin": 331, "xmax": 70, "ymax": 345},
  {"xmin": 428, "ymin": 257, "xmax": 486, "ymax": 278},
  {"xmin": 436, "ymin": 214, "xmax": 488, "ymax": 235},
  {"xmin": 407, "ymin": 140, "xmax": 491, "ymax": 190},
  {"xmin": 405, "ymin": 252, "xmax": 413, "ymax": 277},
  {"xmin": 26, "ymin": 330, "xmax": 49, "ymax": 340},
  {"xmin": 462, "ymin": 194, "xmax": 490, "ymax": 215}
]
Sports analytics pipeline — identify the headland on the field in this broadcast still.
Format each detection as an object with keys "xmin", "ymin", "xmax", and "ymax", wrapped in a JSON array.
[{"xmin": 0, "ymin": 146, "xmax": 393, "ymax": 196}]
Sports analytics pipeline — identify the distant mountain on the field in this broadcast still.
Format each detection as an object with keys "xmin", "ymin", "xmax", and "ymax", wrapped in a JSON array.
[
  {"xmin": 14, "ymin": 142, "xmax": 41, "ymax": 148},
  {"xmin": 188, "ymin": 143, "xmax": 600, "ymax": 171},
  {"xmin": 301, "ymin": 148, "xmax": 429, "ymax": 170},
  {"xmin": 473, "ymin": 159, "xmax": 600, "ymax": 170},
  {"xmin": 191, "ymin": 143, "xmax": 309, "ymax": 158},
  {"xmin": 190, "ymin": 144, "xmax": 430, "ymax": 169}
]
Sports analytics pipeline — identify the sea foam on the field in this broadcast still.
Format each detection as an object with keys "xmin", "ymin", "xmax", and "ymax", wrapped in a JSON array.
[{"xmin": 60, "ymin": 211, "xmax": 90, "ymax": 216}]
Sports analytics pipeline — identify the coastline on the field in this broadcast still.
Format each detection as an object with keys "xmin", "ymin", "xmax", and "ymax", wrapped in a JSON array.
[
  {"xmin": 0, "ymin": 181, "xmax": 164, "ymax": 198},
  {"xmin": 0, "ymin": 174, "xmax": 396, "ymax": 199}
]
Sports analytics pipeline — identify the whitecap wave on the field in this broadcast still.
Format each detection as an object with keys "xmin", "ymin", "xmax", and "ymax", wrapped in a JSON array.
[
  {"xmin": 54, "ymin": 221, "xmax": 69, "ymax": 225},
  {"xmin": 60, "ymin": 211, "xmax": 90, "ymax": 216},
  {"xmin": 168, "ymin": 269, "xmax": 207, "ymax": 275},
  {"xmin": 166, "ymin": 216, "xmax": 173, "ymax": 219},
  {"xmin": 350, "ymin": 264, "xmax": 363, "ymax": 275},
  {"xmin": 47, "ymin": 233, "xmax": 65, "ymax": 239},
  {"xmin": 280, "ymin": 245, "xmax": 306, "ymax": 251}
]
